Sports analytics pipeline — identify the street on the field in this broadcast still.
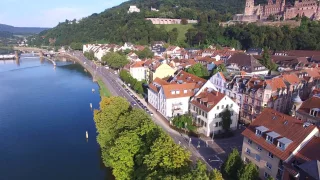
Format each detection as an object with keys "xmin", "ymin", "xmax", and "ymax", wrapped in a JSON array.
[{"xmin": 66, "ymin": 51, "xmax": 244, "ymax": 170}]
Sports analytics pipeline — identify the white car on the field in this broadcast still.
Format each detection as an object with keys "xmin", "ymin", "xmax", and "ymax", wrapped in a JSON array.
[
  {"xmin": 105, "ymin": 66, "xmax": 109, "ymax": 69},
  {"xmin": 114, "ymin": 71, "xmax": 118, "ymax": 74}
]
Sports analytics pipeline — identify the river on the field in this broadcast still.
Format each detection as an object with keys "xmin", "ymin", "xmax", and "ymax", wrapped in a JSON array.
[{"xmin": 0, "ymin": 54, "xmax": 112, "ymax": 179}]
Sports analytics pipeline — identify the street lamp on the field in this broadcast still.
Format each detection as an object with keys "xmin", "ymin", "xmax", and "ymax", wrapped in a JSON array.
[{"xmin": 184, "ymin": 122, "xmax": 187, "ymax": 134}]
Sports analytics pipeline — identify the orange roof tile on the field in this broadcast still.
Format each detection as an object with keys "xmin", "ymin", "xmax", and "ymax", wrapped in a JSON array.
[
  {"xmin": 148, "ymin": 77, "xmax": 169, "ymax": 93},
  {"xmin": 242, "ymin": 108, "xmax": 317, "ymax": 161},
  {"xmin": 191, "ymin": 89, "xmax": 225, "ymax": 112},
  {"xmin": 162, "ymin": 83, "xmax": 196, "ymax": 99},
  {"xmin": 297, "ymin": 96, "xmax": 320, "ymax": 118},
  {"xmin": 170, "ymin": 70, "xmax": 207, "ymax": 89},
  {"xmin": 265, "ymin": 77, "xmax": 287, "ymax": 91},
  {"xmin": 130, "ymin": 61, "xmax": 145, "ymax": 68},
  {"xmin": 281, "ymin": 73, "xmax": 301, "ymax": 85}
]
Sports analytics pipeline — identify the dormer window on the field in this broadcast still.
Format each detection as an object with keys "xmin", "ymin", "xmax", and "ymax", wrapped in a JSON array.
[
  {"xmin": 176, "ymin": 90, "xmax": 180, "ymax": 94},
  {"xmin": 184, "ymin": 90, "xmax": 187, "ymax": 94},
  {"xmin": 277, "ymin": 137, "xmax": 293, "ymax": 151},
  {"xmin": 266, "ymin": 131, "xmax": 280, "ymax": 144},
  {"xmin": 255, "ymin": 126, "xmax": 268, "ymax": 137},
  {"xmin": 310, "ymin": 108, "xmax": 320, "ymax": 117},
  {"xmin": 171, "ymin": 91, "xmax": 176, "ymax": 95}
]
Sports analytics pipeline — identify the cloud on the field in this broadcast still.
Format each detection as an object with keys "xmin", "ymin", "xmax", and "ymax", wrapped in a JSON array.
[{"xmin": 35, "ymin": 7, "xmax": 91, "ymax": 27}]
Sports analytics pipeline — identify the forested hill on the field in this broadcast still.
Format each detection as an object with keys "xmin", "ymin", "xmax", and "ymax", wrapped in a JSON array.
[
  {"xmin": 30, "ymin": 0, "xmax": 247, "ymax": 46},
  {"xmin": 0, "ymin": 24, "xmax": 50, "ymax": 35}
]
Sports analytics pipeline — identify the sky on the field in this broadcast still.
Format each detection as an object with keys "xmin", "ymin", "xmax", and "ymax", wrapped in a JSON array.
[{"xmin": 0, "ymin": 0, "xmax": 128, "ymax": 27}]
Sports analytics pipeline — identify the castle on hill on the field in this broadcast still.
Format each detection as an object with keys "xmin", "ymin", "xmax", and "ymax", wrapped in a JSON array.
[{"xmin": 234, "ymin": 0, "xmax": 320, "ymax": 22}]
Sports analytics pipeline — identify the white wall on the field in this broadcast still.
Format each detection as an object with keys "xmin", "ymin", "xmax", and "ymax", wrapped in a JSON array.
[
  {"xmin": 130, "ymin": 67, "xmax": 146, "ymax": 81},
  {"xmin": 165, "ymin": 97, "xmax": 190, "ymax": 118},
  {"xmin": 148, "ymin": 89, "xmax": 158, "ymax": 110}
]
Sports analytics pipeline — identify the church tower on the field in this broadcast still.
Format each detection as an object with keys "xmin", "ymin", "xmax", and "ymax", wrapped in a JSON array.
[{"xmin": 244, "ymin": 0, "xmax": 255, "ymax": 15}]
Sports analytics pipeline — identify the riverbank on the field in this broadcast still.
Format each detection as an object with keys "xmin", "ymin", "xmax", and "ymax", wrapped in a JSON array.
[{"xmin": 97, "ymin": 79, "xmax": 111, "ymax": 97}]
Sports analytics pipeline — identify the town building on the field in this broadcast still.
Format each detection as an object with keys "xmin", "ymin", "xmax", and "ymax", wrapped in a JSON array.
[
  {"xmin": 144, "ymin": 60, "xmax": 176, "ymax": 83},
  {"xmin": 129, "ymin": 61, "xmax": 145, "ymax": 81},
  {"xmin": 128, "ymin": 5, "xmax": 140, "ymax": 13},
  {"xmin": 189, "ymin": 88, "xmax": 240, "ymax": 137},
  {"xmin": 291, "ymin": 95, "xmax": 320, "ymax": 126},
  {"xmin": 148, "ymin": 70, "xmax": 206, "ymax": 120},
  {"xmin": 241, "ymin": 108, "xmax": 319, "ymax": 180},
  {"xmin": 226, "ymin": 53, "xmax": 269, "ymax": 75},
  {"xmin": 234, "ymin": 0, "xmax": 320, "ymax": 22},
  {"xmin": 145, "ymin": 18, "xmax": 198, "ymax": 25}
]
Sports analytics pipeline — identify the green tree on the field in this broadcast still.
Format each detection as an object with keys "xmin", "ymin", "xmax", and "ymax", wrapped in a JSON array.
[
  {"xmin": 70, "ymin": 42, "xmax": 83, "ymax": 50},
  {"xmin": 237, "ymin": 162, "xmax": 259, "ymax": 180},
  {"xmin": 181, "ymin": 18, "xmax": 188, "ymax": 25},
  {"xmin": 221, "ymin": 148, "xmax": 243, "ymax": 179},
  {"xmin": 186, "ymin": 63, "xmax": 209, "ymax": 78},
  {"xmin": 84, "ymin": 50, "xmax": 95, "ymax": 60},
  {"xmin": 102, "ymin": 52, "xmax": 129, "ymax": 69},
  {"xmin": 212, "ymin": 64, "xmax": 226, "ymax": 75},
  {"xmin": 209, "ymin": 169, "xmax": 224, "ymax": 180},
  {"xmin": 259, "ymin": 47, "xmax": 278, "ymax": 73},
  {"xmin": 221, "ymin": 108, "xmax": 232, "ymax": 132},
  {"xmin": 133, "ymin": 81, "xmax": 144, "ymax": 94},
  {"xmin": 172, "ymin": 114, "xmax": 196, "ymax": 131},
  {"xmin": 135, "ymin": 48, "xmax": 154, "ymax": 59},
  {"xmin": 191, "ymin": 161, "xmax": 210, "ymax": 180}
]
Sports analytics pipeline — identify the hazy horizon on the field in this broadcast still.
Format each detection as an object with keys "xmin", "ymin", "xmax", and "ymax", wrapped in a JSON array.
[{"xmin": 0, "ymin": 0, "xmax": 128, "ymax": 28}]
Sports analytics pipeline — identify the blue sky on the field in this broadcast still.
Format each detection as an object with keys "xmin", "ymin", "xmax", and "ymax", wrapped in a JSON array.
[{"xmin": 0, "ymin": 0, "xmax": 128, "ymax": 27}]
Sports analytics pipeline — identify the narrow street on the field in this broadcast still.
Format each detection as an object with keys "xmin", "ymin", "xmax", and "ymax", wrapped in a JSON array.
[{"xmin": 65, "ymin": 51, "xmax": 244, "ymax": 171}]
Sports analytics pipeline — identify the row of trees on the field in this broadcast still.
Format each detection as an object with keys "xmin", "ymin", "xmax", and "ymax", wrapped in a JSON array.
[
  {"xmin": 94, "ymin": 96, "xmax": 223, "ymax": 179},
  {"xmin": 83, "ymin": 50, "xmax": 96, "ymax": 61},
  {"xmin": 119, "ymin": 70, "xmax": 144, "ymax": 94}
]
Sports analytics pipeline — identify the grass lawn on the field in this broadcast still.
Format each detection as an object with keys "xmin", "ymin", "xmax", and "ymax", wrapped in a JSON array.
[
  {"xmin": 97, "ymin": 79, "xmax": 111, "ymax": 97},
  {"xmin": 155, "ymin": 24, "xmax": 194, "ymax": 42}
]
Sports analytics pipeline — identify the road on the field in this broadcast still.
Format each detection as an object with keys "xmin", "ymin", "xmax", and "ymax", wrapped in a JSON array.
[{"xmin": 64, "ymin": 51, "xmax": 243, "ymax": 170}]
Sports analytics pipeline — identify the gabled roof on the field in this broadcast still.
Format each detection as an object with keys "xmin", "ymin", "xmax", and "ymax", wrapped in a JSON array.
[
  {"xmin": 148, "ymin": 77, "xmax": 169, "ymax": 93},
  {"xmin": 191, "ymin": 88, "xmax": 226, "ymax": 112},
  {"xmin": 130, "ymin": 61, "xmax": 144, "ymax": 68},
  {"xmin": 227, "ymin": 53, "xmax": 267, "ymax": 73},
  {"xmin": 170, "ymin": 70, "xmax": 207, "ymax": 89},
  {"xmin": 265, "ymin": 77, "xmax": 287, "ymax": 91},
  {"xmin": 297, "ymin": 96, "xmax": 320, "ymax": 118},
  {"xmin": 162, "ymin": 83, "xmax": 196, "ymax": 99},
  {"xmin": 242, "ymin": 108, "xmax": 317, "ymax": 161},
  {"xmin": 281, "ymin": 73, "xmax": 301, "ymax": 85}
]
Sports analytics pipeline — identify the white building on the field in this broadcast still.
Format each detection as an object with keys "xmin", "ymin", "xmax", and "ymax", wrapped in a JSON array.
[
  {"xmin": 128, "ymin": 6, "xmax": 140, "ymax": 13},
  {"xmin": 190, "ymin": 88, "xmax": 240, "ymax": 137},
  {"xmin": 130, "ymin": 61, "xmax": 145, "ymax": 81}
]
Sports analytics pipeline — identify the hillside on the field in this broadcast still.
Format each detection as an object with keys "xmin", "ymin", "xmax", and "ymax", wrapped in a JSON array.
[
  {"xmin": 29, "ymin": 0, "xmax": 246, "ymax": 46},
  {"xmin": 155, "ymin": 24, "xmax": 194, "ymax": 43},
  {"xmin": 0, "ymin": 24, "xmax": 50, "ymax": 35}
]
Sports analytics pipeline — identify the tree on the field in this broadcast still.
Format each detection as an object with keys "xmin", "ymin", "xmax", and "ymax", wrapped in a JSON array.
[
  {"xmin": 135, "ymin": 48, "xmax": 154, "ymax": 59},
  {"xmin": 237, "ymin": 162, "xmax": 259, "ymax": 180},
  {"xmin": 84, "ymin": 50, "xmax": 95, "ymax": 60},
  {"xmin": 181, "ymin": 18, "xmax": 188, "ymax": 25},
  {"xmin": 221, "ymin": 148, "xmax": 243, "ymax": 179},
  {"xmin": 259, "ymin": 47, "xmax": 278, "ymax": 73},
  {"xmin": 209, "ymin": 169, "xmax": 223, "ymax": 180},
  {"xmin": 172, "ymin": 114, "xmax": 196, "ymax": 131},
  {"xmin": 186, "ymin": 63, "xmax": 209, "ymax": 78},
  {"xmin": 191, "ymin": 161, "xmax": 210, "ymax": 180},
  {"xmin": 70, "ymin": 42, "xmax": 83, "ymax": 50},
  {"xmin": 221, "ymin": 108, "xmax": 232, "ymax": 132},
  {"xmin": 213, "ymin": 64, "xmax": 226, "ymax": 75},
  {"xmin": 102, "ymin": 52, "xmax": 129, "ymax": 69}
]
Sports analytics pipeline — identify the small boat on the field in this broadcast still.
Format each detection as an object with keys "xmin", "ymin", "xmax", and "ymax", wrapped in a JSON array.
[{"xmin": 86, "ymin": 131, "xmax": 88, "ymax": 139}]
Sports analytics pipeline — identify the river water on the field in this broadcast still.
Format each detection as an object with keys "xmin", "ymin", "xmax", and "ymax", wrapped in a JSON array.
[{"xmin": 0, "ymin": 54, "xmax": 111, "ymax": 179}]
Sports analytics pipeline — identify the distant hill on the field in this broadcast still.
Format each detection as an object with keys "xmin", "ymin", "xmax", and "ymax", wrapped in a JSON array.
[
  {"xmin": 29, "ymin": 0, "xmax": 247, "ymax": 46},
  {"xmin": 0, "ymin": 24, "xmax": 50, "ymax": 34}
]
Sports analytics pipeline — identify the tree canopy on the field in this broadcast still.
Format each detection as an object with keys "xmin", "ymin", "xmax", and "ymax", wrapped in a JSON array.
[
  {"xmin": 172, "ymin": 114, "xmax": 196, "ymax": 131},
  {"xmin": 221, "ymin": 108, "xmax": 232, "ymax": 132},
  {"xmin": 221, "ymin": 148, "xmax": 243, "ymax": 180},
  {"xmin": 186, "ymin": 63, "xmax": 209, "ymax": 78},
  {"xmin": 102, "ymin": 52, "xmax": 129, "ymax": 69}
]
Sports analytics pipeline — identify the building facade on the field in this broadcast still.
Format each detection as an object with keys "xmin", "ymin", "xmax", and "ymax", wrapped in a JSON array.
[{"xmin": 241, "ymin": 108, "xmax": 319, "ymax": 180}]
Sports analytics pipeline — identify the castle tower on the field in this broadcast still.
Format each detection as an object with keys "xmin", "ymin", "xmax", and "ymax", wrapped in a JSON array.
[{"xmin": 244, "ymin": 0, "xmax": 255, "ymax": 15}]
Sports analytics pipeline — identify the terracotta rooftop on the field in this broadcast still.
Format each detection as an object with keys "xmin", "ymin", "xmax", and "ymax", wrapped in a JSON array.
[
  {"xmin": 191, "ymin": 88, "xmax": 225, "ymax": 112},
  {"xmin": 297, "ymin": 96, "xmax": 320, "ymax": 118},
  {"xmin": 286, "ymin": 50, "xmax": 320, "ymax": 57},
  {"xmin": 148, "ymin": 77, "xmax": 169, "ymax": 93},
  {"xmin": 162, "ymin": 83, "xmax": 196, "ymax": 99},
  {"xmin": 265, "ymin": 77, "xmax": 287, "ymax": 91},
  {"xmin": 130, "ymin": 61, "xmax": 145, "ymax": 68},
  {"xmin": 242, "ymin": 108, "xmax": 317, "ymax": 161},
  {"xmin": 226, "ymin": 53, "xmax": 267, "ymax": 73},
  {"xmin": 170, "ymin": 70, "xmax": 207, "ymax": 89},
  {"xmin": 294, "ymin": 136, "xmax": 320, "ymax": 162},
  {"xmin": 281, "ymin": 73, "xmax": 301, "ymax": 85}
]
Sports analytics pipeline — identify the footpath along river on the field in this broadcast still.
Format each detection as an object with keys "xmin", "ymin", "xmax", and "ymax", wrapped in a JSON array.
[{"xmin": 0, "ymin": 54, "xmax": 113, "ymax": 179}]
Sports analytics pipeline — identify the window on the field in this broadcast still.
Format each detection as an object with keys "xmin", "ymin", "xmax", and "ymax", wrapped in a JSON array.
[
  {"xmin": 218, "ymin": 121, "xmax": 222, "ymax": 126},
  {"xmin": 230, "ymin": 104, "xmax": 233, "ymax": 108},
  {"xmin": 217, "ymin": 106, "xmax": 219, "ymax": 110},
  {"xmin": 222, "ymin": 105, "xmax": 224, "ymax": 109},
  {"xmin": 215, "ymin": 114, "xmax": 218, "ymax": 118},
  {"xmin": 264, "ymin": 172, "xmax": 270, "ymax": 178},
  {"xmin": 215, "ymin": 122, "xmax": 218, "ymax": 127},
  {"xmin": 184, "ymin": 90, "xmax": 187, "ymax": 94},
  {"xmin": 226, "ymin": 104, "xmax": 229, "ymax": 108},
  {"xmin": 246, "ymin": 148, "xmax": 251, "ymax": 155},
  {"xmin": 266, "ymin": 136, "xmax": 274, "ymax": 143},
  {"xmin": 256, "ymin": 130, "xmax": 262, "ymax": 136},
  {"xmin": 278, "ymin": 142, "xmax": 285, "ymax": 150},
  {"xmin": 255, "ymin": 154, "xmax": 260, "ymax": 162},
  {"xmin": 247, "ymin": 139, "xmax": 252, "ymax": 144},
  {"xmin": 268, "ymin": 152, "xmax": 274, "ymax": 159},
  {"xmin": 257, "ymin": 145, "xmax": 262, "ymax": 151},
  {"xmin": 171, "ymin": 91, "xmax": 176, "ymax": 95},
  {"xmin": 266, "ymin": 162, "xmax": 272, "ymax": 170}
]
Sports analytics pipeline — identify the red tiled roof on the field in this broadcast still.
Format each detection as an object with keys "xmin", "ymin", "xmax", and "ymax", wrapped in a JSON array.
[
  {"xmin": 265, "ymin": 77, "xmax": 287, "ymax": 91},
  {"xmin": 297, "ymin": 96, "xmax": 320, "ymax": 118},
  {"xmin": 148, "ymin": 77, "xmax": 169, "ymax": 93},
  {"xmin": 281, "ymin": 73, "xmax": 301, "ymax": 85},
  {"xmin": 170, "ymin": 70, "xmax": 207, "ymax": 89},
  {"xmin": 162, "ymin": 83, "xmax": 196, "ymax": 99},
  {"xmin": 191, "ymin": 88, "xmax": 225, "ymax": 112},
  {"xmin": 242, "ymin": 108, "xmax": 317, "ymax": 161},
  {"xmin": 294, "ymin": 136, "xmax": 320, "ymax": 162},
  {"xmin": 130, "ymin": 61, "xmax": 145, "ymax": 68}
]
